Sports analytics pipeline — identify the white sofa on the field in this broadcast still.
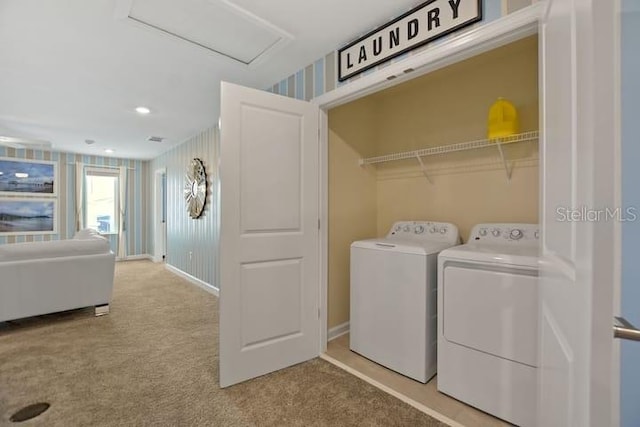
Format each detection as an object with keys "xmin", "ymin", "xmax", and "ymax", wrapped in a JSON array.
[{"xmin": 0, "ymin": 229, "xmax": 115, "ymax": 322}]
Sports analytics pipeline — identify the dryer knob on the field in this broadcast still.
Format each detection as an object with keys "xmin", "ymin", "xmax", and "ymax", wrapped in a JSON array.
[
  {"xmin": 430, "ymin": 226, "xmax": 437, "ymax": 233},
  {"xmin": 415, "ymin": 225, "xmax": 425, "ymax": 234},
  {"xmin": 510, "ymin": 229, "xmax": 523, "ymax": 240},
  {"xmin": 534, "ymin": 230, "xmax": 540, "ymax": 239},
  {"xmin": 403, "ymin": 225, "xmax": 411, "ymax": 232},
  {"xmin": 492, "ymin": 229, "xmax": 501, "ymax": 237},
  {"xmin": 479, "ymin": 228, "xmax": 488, "ymax": 237},
  {"xmin": 440, "ymin": 227, "xmax": 447, "ymax": 234}
]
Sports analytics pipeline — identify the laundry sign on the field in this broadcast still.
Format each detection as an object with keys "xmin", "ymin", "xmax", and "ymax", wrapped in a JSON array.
[{"xmin": 338, "ymin": 0, "xmax": 482, "ymax": 81}]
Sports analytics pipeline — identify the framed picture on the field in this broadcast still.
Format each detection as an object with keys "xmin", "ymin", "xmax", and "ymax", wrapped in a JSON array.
[
  {"xmin": 0, "ymin": 198, "xmax": 58, "ymax": 235},
  {"xmin": 0, "ymin": 157, "xmax": 57, "ymax": 196}
]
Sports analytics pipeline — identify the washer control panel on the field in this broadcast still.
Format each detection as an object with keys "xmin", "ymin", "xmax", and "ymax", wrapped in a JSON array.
[
  {"xmin": 470, "ymin": 223, "xmax": 539, "ymax": 246},
  {"xmin": 387, "ymin": 221, "xmax": 460, "ymax": 245}
]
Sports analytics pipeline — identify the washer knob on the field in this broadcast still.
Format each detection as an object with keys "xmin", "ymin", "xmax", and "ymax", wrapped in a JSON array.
[
  {"xmin": 492, "ymin": 229, "xmax": 501, "ymax": 237},
  {"xmin": 415, "ymin": 225, "xmax": 425, "ymax": 234},
  {"xmin": 534, "ymin": 230, "xmax": 540, "ymax": 239},
  {"xmin": 510, "ymin": 229, "xmax": 523, "ymax": 240},
  {"xmin": 403, "ymin": 225, "xmax": 411, "ymax": 232},
  {"xmin": 430, "ymin": 226, "xmax": 437, "ymax": 233},
  {"xmin": 479, "ymin": 228, "xmax": 487, "ymax": 237}
]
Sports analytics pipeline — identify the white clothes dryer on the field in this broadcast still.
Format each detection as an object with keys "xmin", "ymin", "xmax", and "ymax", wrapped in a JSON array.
[
  {"xmin": 350, "ymin": 221, "xmax": 460, "ymax": 383},
  {"xmin": 437, "ymin": 223, "xmax": 540, "ymax": 427}
]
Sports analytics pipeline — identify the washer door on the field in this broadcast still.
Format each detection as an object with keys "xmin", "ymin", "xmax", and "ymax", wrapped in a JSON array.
[{"xmin": 443, "ymin": 265, "xmax": 538, "ymax": 366}]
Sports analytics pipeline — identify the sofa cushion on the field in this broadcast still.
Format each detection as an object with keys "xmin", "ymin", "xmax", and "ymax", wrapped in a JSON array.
[
  {"xmin": 0, "ymin": 238, "xmax": 110, "ymax": 262},
  {"xmin": 73, "ymin": 228, "xmax": 103, "ymax": 240}
]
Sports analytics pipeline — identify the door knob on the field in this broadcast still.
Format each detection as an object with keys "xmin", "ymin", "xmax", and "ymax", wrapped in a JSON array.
[{"xmin": 613, "ymin": 317, "xmax": 640, "ymax": 342}]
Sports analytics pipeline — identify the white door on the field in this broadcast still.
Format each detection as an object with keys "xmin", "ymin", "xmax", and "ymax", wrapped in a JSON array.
[
  {"xmin": 219, "ymin": 82, "xmax": 320, "ymax": 387},
  {"xmin": 539, "ymin": 0, "xmax": 617, "ymax": 426}
]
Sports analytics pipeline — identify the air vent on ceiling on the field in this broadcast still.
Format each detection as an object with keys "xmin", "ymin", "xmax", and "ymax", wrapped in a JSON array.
[
  {"xmin": 119, "ymin": 0, "xmax": 292, "ymax": 66},
  {"xmin": 147, "ymin": 136, "xmax": 165, "ymax": 143}
]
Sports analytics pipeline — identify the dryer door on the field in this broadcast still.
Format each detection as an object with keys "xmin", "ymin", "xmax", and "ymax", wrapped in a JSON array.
[{"xmin": 442, "ymin": 265, "xmax": 538, "ymax": 366}]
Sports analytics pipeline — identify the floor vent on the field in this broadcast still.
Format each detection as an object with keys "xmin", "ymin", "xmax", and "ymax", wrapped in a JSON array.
[{"xmin": 10, "ymin": 403, "xmax": 50, "ymax": 423}]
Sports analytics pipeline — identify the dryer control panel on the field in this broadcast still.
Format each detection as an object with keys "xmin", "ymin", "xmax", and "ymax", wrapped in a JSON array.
[
  {"xmin": 387, "ymin": 221, "xmax": 460, "ymax": 245},
  {"xmin": 470, "ymin": 223, "xmax": 539, "ymax": 246}
]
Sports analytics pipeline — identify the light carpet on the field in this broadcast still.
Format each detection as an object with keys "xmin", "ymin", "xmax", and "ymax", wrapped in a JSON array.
[{"xmin": 0, "ymin": 260, "xmax": 446, "ymax": 426}]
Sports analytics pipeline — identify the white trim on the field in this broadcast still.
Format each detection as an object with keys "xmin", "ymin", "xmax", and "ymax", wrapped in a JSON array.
[
  {"xmin": 328, "ymin": 321, "xmax": 350, "ymax": 341},
  {"xmin": 319, "ymin": 109, "xmax": 329, "ymax": 353},
  {"xmin": 313, "ymin": 3, "xmax": 544, "ymax": 111},
  {"xmin": 116, "ymin": 254, "xmax": 153, "ymax": 262},
  {"xmin": 165, "ymin": 263, "xmax": 219, "ymax": 297},
  {"xmin": 320, "ymin": 353, "xmax": 462, "ymax": 427},
  {"xmin": 612, "ymin": 0, "xmax": 622, "ymax": 424}
]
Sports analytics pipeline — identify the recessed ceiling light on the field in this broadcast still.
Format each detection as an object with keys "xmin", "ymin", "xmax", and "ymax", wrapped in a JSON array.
[
  {"xmin": 135, "ymin": 106, "xmax": 151, "ymax": 115},
  {"xmin": 105, "ymin": 149, "xmax": 115, "ymax": 154},
  {"xmin": 15, "ymin": 172, "xmax": 29, "ymax": 178}
]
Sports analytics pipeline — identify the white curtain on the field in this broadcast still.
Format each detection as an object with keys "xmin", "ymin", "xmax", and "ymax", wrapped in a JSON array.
[
  {"xmin": 117, "ymin": 166, "xmax": 127, "ymax": 258},
  {"xmin": 75, "ymin": 162, "xmax": 84, "ymax": 231}
]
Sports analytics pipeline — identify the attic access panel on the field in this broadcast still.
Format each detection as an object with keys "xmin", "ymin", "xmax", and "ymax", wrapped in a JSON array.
[{"xmin": 124, "ymin": 0, "xmax": 291, "ymax": 65}]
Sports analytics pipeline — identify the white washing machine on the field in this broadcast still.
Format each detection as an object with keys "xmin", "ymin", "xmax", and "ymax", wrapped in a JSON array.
[
  {"xmin": 350, "ymin": 221, "xmax": 460, "ymax": 383},
  {"xmin": 437, "ymin": 223, "xmax": 540, "ymax": 427}
]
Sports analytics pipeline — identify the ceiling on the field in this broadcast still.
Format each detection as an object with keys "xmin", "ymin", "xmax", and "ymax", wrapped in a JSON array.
[{"xmin": 0, "ymin": 0, "xmax": 420, "ymax": 160}]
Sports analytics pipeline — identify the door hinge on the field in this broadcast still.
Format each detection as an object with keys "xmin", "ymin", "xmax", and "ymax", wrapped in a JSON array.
[
  {"xmin": 318, "ymin": 308, "xmax": 321, "ymax": 319},
  {"xmin": 318, "ymin": 219, "xmax": 321, "ymax": 230}
]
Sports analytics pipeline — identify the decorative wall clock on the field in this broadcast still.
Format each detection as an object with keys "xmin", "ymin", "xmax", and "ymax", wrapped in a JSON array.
[{"xmin": 184, "ymin": 158, "xmax": 206, "ymax": 219}]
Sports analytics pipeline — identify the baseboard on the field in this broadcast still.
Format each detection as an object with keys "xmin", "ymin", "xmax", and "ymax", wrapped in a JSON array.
[
  {"xmin": 328, "ymin": 321, "xmax": 350, "ymax": 341},
  {"xmin": 116, "ymin": 254, "xmax": 153, "ymax": 262},
  {"xmin": 165, "ymin": 264, "xmax": 219, "ymax": 297},
  {"xmin": 319, "ymin": 353, "xmax": 463, "ymax": 427}
]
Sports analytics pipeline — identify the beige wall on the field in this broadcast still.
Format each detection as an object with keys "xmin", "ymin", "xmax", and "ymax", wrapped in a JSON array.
[
  {"xmin": 328, "ymin": 101, "xmax": 378, "ymax": 329},
  {"xmin": 327, "ymin": 36, "xmax": 539, "ymax": 329}
]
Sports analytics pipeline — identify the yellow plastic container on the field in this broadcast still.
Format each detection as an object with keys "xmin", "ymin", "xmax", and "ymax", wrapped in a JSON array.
[{"xmin": 487, "ymin": 97, "xmax": 519, "ymax": 140}]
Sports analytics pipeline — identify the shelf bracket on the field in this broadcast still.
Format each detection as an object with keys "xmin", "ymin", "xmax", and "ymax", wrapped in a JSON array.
[
  {"xmin": 495, "ymin": 143, "xmax": 514, "ymax": 181},
  {"xmin": 415, "ymin": 155, "xmax": 433, "ymax": 184}
]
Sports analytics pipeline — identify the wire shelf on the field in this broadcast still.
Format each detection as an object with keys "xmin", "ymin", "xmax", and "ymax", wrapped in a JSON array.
[{"xmin": 359, "ymin": 131, "xmax": 539, "ymax": 166}]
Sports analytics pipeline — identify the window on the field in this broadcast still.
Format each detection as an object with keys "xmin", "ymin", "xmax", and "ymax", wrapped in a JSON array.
[{"xmin": 84, "ymin": 168, "xmax": 119, "ymax": 234}]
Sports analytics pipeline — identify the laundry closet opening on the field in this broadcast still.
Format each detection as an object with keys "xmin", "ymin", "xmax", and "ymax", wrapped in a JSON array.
[{"xmin": 324, "ymin": 34, "xmax": 539, "ymax": 427}]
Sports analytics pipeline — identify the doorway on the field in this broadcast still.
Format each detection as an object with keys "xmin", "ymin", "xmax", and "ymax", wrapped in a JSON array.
[
  {"xmin": 154, "ymin": 168, "xmax": 167, "ymax": 263},
  {"xmin": 322, "ymin": 35, "xmax": 539, "ymax": 427}
]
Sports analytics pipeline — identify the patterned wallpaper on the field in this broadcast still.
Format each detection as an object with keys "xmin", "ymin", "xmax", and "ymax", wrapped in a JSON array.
[
  {"xmin": 0, "ymin": 146, "xmax": 149, "ymax": 256},
  {"xmin": 148, "ymin": 127, "xmax": 219, "ymax": 288}
]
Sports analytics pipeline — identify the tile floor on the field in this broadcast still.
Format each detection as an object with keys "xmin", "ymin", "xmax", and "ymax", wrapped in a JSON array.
[{"xmin": 325, "ymin": 333, "xmax": 514, "ymax": 427}]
